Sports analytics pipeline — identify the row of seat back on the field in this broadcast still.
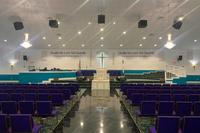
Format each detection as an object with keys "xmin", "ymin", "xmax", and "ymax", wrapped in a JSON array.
[
  {"xmin": 0, "ymin": 92, "xmax": 71, "ymax": 102},
  {"xmin": 130, "ymin": 93, "xmax": 200, "ymax": 106},
  {"xmin": 124, "ymin": 88, "xmax": 200, "ymax": 96},
  {"xmin": 0, "ymin": 88, "xmax": 74, "ymax": 94},
  {"xmin": 0, "ymin": 114, "xmax": 41, "ymax": 133},
  {"xmin": 140, "ymin": 101, "xmax": 200, "ymax": 117},
  {"xmin": 0, "ymin": 101, "xmax": 57, "ymax": 117},
  {"xmin": 149, "ymin": 116, "xmax": 200, "ymax": 133}
]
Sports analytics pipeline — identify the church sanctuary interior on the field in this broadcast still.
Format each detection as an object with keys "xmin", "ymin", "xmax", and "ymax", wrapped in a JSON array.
[{"xmin": 1, "ymin": 0, "xmax": 200, "ymax": 133}]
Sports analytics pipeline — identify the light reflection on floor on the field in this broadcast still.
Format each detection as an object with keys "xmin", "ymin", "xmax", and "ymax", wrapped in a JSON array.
[{"xmin": 63, "ymin": 89, "xmax": 136, "ymax": 133}]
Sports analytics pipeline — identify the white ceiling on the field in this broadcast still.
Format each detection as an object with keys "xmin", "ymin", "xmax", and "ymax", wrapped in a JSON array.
[{"xmin": 0, "ymin": 0, "xmax": 200, "ymax": 50}]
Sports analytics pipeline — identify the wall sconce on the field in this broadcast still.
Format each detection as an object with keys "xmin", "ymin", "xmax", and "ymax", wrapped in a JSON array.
[
  {"xmin": 9, "ymin": 60, "xmax": 17, "ymax": 71},
  {"xmin": 190, "ymin": 60, "xmax": 198, "ymax": 70}
]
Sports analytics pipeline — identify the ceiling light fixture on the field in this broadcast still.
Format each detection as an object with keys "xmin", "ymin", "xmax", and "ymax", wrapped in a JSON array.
[
  {"xmin": 194, "ymin": 40, "xmax": 197, "ymax": 43},
  {"xmin": 42, "ymin": 36, "xmax": 46, "ymax": 40},
  {"xmin": 81, "ymin": 44, "xmax": 85, "ymax": 47},
  {"xmin": 100, "ymin": 28, "xmax": 104, "ymax": 32},
  {"xmin": 4, "ymin": 40, "xmax": 7, "ymax": 42},
  {"xmin": 20, "ymin": 33, "xmax": 32, "ymax": 49},
  {"xmin": 100, "ymin": 44, "xmax": 104, "ymax": 47},
  {"xmin": 158, "ymin": 37, "xmax": 162, "ymax": 40},
  {"xmin": 48, "ymin": 44, "xmax": 51, "ymax": 47},
  {"xmin": 164, "ymin": 33, "xmax": 176, "ymax": 49},
  {"xmin": 80, "ymin": 122, "xmax": 84, "ymax": 127},
  {"xmin": 62, "ymin": 44, "xmax": 66, "ymax": 47},
  {"xmin": 100, "ymin": 37, "xmax": 104, "ymax": 40},
  {"xmin": 78, "ymin": 31, "xmax": 82, "ymax": 35},
  {"xmin": 142, "ymin": 36, "xmax": 147, "ymax": 40},
  {"xmin": 154, "ymin": 44, "xmax": 157, "ymax": 47},
  {"xmin": 113, "ymin": 22, "xmax": 116, "ymax": 25},
  {"xmin": 178, "ymin": 16, "xmax": 184, "ymax": 21},
  {"xmin": 139, "ymin": 44, "xmax": 143, "ymax": 47},
  {"xmin": 120, "ymin": 44, "xmax": 123, "ymax": 47},
  {"xmin": 123, "ymin": 31, "xmax": 127, "ymax": 35},
  {"xmin": 58, "ymin": 36, "xmax": 62, "ymax": 40},
  {"xmin": 88, "ymin": 22, "xmax": 92, "ymax": 25}
]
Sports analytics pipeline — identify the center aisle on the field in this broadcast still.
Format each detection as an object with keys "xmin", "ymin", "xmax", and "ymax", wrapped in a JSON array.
[{"xmin": 63, "ymin": 90, "xmax": 135, "ymax": 133}]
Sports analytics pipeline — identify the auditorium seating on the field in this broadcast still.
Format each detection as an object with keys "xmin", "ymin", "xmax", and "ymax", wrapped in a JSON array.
[
  {"xmin": 0, "ymin": 114, "xmax": 41, "ymax": 133},
  {"xmin": 149, "ymin": 116, "xmax": 200, "ymax": 133},
  {"xmin": 149, "ymin": 116, "xmax": 180, "ymax": 133},
  {"xmin": 10, "ymin": 114, "xmax": 41, "ymax": 133},
  {"xmin": 121, "ymin": 84, "xmax": 200, "ymax": 132},
  {"xmin": 0, "ymin": 83, "xmax": 79, "ymax": 132}
]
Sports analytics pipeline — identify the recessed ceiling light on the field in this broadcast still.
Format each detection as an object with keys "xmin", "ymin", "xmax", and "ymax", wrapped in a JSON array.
[
  {"xmin": 58, "ymin": 36, "xmax": 62, "ymax": 40},
  {"xmin": 81, "ymin": 44, "xmax": 85, "ymax": 47},
  {"xmin": 42, "ymin": 36, "xmax": 46, "ymax": 40},
  {"xmin": 178, "ymin": 17, "xmax": 184, "ymax": 21},
  {"xmin": 120, "ymin": 44, "xmax": 123, "ymax": 47},
  {"xmin": 142, "ymin": 36, "xmax": 147, "ymax": 40},
  {"xmin": 100, "ymin": 37, "xmax": 104, "ymax": 40},
  {"xmin": 123, "ymin": 31, "xmax": 127, "ymax": 35},
  {"xmin": 80, "ymin": 122, "xmax": 84, "ymax": 127},
  {"xmin": 48, "ymin": 44, "xmax": 51, "ymax": 47},
  {"xmin": 88, "ymin": 22, "xmax": 92, "ymax": 25},
  {"xmin": 4, "ymin": 40, "xmax": 7, "ymax": 42},
  {"xmin": 78, "ymin": 31, "xmax": 82, "ymax": 35},
  {"xmin": 139, "ymin": 44, "xmax": 143, "ymax": 47},
  {"xmin": 62, "ymin": 44, "xmax": 66, "ymax": 47},
  {"xmin": 58, "ymin": 21, "xmax": 61, "ymax": 25},
  {"xmin": 100, "ymin": 28, "xmax": 104, "ymax": 32},
  {"xmin": 194, "ymin": 40, "xmax": 198, "ymax": 43},
  {"xmin": 100, "ymin": 44, "xmax": 104, "ymax": 47},
  {"xmin": 158, "ymin": 37, "xmax": 162, "ymax": 40},
  {"xmin": 154, "ymin": 44, "xmax": 157, "ymax": 47},
  {"xmin": 113, "ymin": 22, "xmax": 116, "ymax": 25}
]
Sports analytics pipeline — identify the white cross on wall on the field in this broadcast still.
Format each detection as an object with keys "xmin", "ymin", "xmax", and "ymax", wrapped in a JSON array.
[{"xmin": 97, "ymin": 52, "xmax": 108, "ymax": 68}]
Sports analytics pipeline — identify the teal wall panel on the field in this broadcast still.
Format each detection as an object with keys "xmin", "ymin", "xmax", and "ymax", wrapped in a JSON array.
[{"xmin": 0, "ymin": 71, "xmax": 76, "ymax": 84}]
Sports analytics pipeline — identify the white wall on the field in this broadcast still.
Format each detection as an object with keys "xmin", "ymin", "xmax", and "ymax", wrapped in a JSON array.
[{"xmin": 0, "ymin": 46, "xmax": 199, "ymax": 75}]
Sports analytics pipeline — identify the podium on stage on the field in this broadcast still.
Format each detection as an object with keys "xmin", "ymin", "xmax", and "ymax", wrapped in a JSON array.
[{"xmin": 91, "ymin": 69, "xmax": 110, "ymax": 97}]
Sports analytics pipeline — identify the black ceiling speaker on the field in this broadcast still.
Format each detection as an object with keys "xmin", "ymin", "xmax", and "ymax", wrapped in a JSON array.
[
  {"xmin": 13, "ymin": 22, "xmax": 24, "ymax": 30},
  {"xmin": 49, "ymin": 20, "xmax": 58, "ymax": 28},
  {"xmin": 23, "ymin": 55, "xmax": 28, "ymax": 61},
  {"xmin": 177, "ymin": 55, "xmax": 183, "ymax": 61},
  {"xmin": 138, "ymin": 20, "xmax": 148, "ymax": 28},
  {"xmin": 173, "ymin": 20, "xmax": 183, "ymax": 30},
  {"xmin": 98, "ymin": 15, "xmax": 105, "ymax": 24}
]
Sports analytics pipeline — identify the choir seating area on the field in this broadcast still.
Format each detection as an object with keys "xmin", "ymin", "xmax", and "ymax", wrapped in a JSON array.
[
  {"xmin": 0, "ymin": 83, "xmax": 83, "ymax": 133},
  {"xmin": 118, "ymin": 84, "xmax": 200, "ymax": 133}
]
